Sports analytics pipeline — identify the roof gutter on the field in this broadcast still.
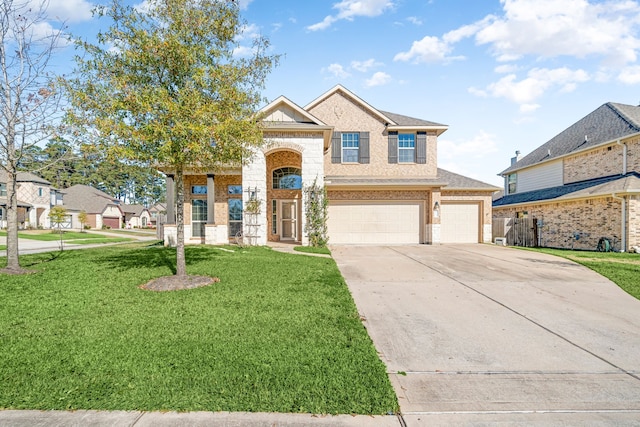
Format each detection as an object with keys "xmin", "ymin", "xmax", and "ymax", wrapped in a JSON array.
[{"xmin": 611, "ymin": 193, "xmax": 627, "ymax": 252}]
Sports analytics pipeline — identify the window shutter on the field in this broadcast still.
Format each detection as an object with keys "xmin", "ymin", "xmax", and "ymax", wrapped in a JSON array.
[
  {"xmin": 416, "ymin": 132, "xmax": 427, "ymax": 164},
  {"xmin": 331, "ymin": 132, "xmax": 342, "ymax": 163},
  {"xmin": 358, "ymin": 132, "xmax": 370, "ymax": 164},
  {"xmin": 388, "ymin": 131, "xmax": 398, "ymax": 164}
]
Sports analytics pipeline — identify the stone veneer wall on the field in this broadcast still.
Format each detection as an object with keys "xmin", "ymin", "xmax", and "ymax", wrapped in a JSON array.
[
  {"xmin": 493, "ymin": 197, "xmax": 626, "ymax": 250},
  {"xmin": 266, "ymin": 150, "xmax": 302, "ymax": 242},
  {"xmin": 307, "ymin": 90, "xmax": 439, "ymax": 178},
  {"xmin": 564, "ymin": 137, "xmax": 639, "ymax": 184}
]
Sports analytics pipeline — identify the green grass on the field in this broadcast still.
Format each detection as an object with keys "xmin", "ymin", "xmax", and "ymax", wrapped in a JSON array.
[
  {"xmin": 0, "ymin": 230, "xmax": 132, "ymax": 245},
  {"xmin": 0, "ymin": 245, "xmax": 5, "ymax": 251},
  {"xmin": 294, "ymin": 246, "xmax": 331, "ymax": 255},
  {"xmin": 524, "ymin": 248, "xmax": 640, "ymax": 300},
  {"xmin": 0, "ymin": 244, "xmax": 398, "ymax": 414}
]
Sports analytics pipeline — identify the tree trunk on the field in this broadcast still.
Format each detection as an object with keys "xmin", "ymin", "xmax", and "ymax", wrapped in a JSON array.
[
  {"xmin": 175, "ymin": 169, "xmax": 186, "ymax": 277},
  {"xmin": 5, "ymin": 168, "xmax": 21, "ymax": 271}
]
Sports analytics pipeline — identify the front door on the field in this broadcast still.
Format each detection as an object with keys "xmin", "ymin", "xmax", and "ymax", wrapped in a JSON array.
[{"xmin": 280, "ymin": 200, "xmax": 297, "ymax": 240}]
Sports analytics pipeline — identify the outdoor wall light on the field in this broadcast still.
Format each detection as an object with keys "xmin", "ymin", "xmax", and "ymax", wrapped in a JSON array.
[{"xmin": 433, "ymin": 201, "xmax": 440, "ymax": 218}]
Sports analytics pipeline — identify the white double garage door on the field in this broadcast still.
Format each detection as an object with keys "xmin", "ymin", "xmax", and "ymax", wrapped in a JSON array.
[{"xmin": 327, "ymin": 201, "xmax": 479, "ymax": 244}]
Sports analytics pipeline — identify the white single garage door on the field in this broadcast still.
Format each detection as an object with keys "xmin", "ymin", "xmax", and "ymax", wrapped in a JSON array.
[
  {"xmin": 328, "ymin": 201, "xmax": 421, "ymax": 244},
  {"xmin": 440, "ymin": 203, "xmax": 479, "ymax": 243}
]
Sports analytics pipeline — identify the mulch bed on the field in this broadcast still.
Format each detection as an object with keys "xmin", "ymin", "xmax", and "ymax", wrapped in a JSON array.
[{"xmin": 139, "ymin": 275, "xmax": 220, "ymax": 291}]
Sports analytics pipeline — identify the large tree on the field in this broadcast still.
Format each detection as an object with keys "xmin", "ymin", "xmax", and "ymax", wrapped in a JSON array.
[
  {"xmin": 64, "ymin": 0, "xmax": 278, "ymax": 283},
  {"xmin": 0, "ymin": 0, "xmax": 65, "ymax": 273}
]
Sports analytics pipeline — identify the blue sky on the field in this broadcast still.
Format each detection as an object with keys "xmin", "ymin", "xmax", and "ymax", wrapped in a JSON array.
[{"xmin": 43, "ymin": 0, "xmax": 640, "ymax": 186}]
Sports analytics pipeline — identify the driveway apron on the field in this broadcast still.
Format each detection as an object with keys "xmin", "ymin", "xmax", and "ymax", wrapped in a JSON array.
[{"xmin": 331, "ymin": 244, "xmax": 640, "ymax": 424}]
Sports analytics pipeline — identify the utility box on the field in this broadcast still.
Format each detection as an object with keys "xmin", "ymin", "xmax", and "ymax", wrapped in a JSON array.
[{"xmin": 494, "ymin": 237, "xmax": 507, "ymax": 246}]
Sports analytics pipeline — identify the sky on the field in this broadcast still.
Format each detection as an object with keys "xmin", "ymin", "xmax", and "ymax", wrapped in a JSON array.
[{"xmin": 36, "ymin": 0, "xmax": 640, "ymax": 187}]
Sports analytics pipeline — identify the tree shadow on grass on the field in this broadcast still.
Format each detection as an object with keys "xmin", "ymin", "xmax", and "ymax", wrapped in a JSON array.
[{"xmin": 96, "ymin": 245, "xmax": 228, "ymax": 275}]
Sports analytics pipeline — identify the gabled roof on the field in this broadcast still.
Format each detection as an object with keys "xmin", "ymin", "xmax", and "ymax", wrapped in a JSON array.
[
  {"xmin": 122, "ymin": 204, "xmax": 146, "ymax": 215},
  {"xmin": 0, "ymin": 170, "xmax": 50, "ymax": 185},
  {"xmin": 304, "ymin": 84, "xmax": 448, "ymax": 135},
  {"xmin": 63, "ymin": 184, "xmax": 121, "ymax": 214},
  {"xmin": 493, "ymin": 173, "xmax": 640, "ymax": 207},
  {"xmin": 501, "ymin": 103, "xmax": 640, "ymax": 175}
]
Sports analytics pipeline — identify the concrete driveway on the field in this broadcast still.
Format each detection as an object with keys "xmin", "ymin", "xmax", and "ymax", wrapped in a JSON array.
[{"xmin": 331, "ymin": 244, "xmax": 640, "ymax": 425}]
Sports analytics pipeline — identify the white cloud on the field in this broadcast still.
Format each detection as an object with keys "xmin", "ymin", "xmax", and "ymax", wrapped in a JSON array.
[
  {"xmin": 407, "ymin": 16, "xmax": 422, "ymax": 26},
  {"xmin": 439, "ymin": 130, "xmax": 499, "ymax": 160},
  {"xmin": 393, "ymin": 35, "xmax": 461, "ymax": 63},
  {"xmin": 307, "ymin": 0, "xmax": 395, "ymax": 31},
  {"xmin": 519, "ymin": 103, "xmax": 540, "ymax": 113},
  {"xmin": 237, "ymin": 0, "xmax": 254, "ymax": 10},
  {"xmin": 365, "ymin": 71, "xmax": 391, "ymax": 87},
  {"xmin": 470, "ymin": 67, "xmax": 590, "ymax": 104},
  {"xmin": 618, "ymin": 65, "xmax": 640, "ymax": 84},
  {"xmin": 475, "ymin": 0, "xmax": 640, "ymax": 66},
  {"xmin": 325, "ymin": 63, "xmax": 352, "ymax": 79},
  {"xmin": 43, "ymin": 0, "xmax": 93, "ymax": 22},
  {"xmin": 495, "ymin": 64, "xmax": 519, "ymax": 73},
  {"xmin": 351, "ymin": 58, "xmax": 382, "ymax": 72}
]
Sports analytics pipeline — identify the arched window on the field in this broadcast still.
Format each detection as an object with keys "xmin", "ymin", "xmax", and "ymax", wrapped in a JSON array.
[{"xmin": 273, "ymin": 167, "xmax": 302, "ymax": 189}]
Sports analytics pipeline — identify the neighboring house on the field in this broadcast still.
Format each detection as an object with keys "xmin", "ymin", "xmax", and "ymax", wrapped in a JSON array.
[
  {"xmin": 63, "ymin": 184, "xmax": 124, "ymax": 229},
  {"xmin": 123, "ymin": 204, "xmax": 151, "ymax": 228},
  {"xmin": 149, "ymin": 203, "xmax": 166, "ymax": 227},
  {"xmin": 0, "ymin": 171, "xmax": 66, "ymax": 229},
  {"xmin": 161, "ymin": 85, "xmax": 498, "ymax": 246},
  {"xmin": 493, "ymin": 102, "xmax": 640, "ymax": 251}
]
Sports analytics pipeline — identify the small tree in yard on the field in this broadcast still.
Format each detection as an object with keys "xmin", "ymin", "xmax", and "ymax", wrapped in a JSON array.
[
  {"xmin": 0, "ymin": 0, "xmax": 66, "ymax": 274},
  {"xmin": 303, "ymin": 178, "xmax": 329, "ymax": 247},
  {"xmin": 78, "ymin": 210, "xmax": 87, "ymax": 232},
  {"xmin": 64, "ymin": 0, "xmax": 278, "ymax": 287},
  {"xmin": 48, "ymin": 205, "xmax": 68, "ymax": 250}
]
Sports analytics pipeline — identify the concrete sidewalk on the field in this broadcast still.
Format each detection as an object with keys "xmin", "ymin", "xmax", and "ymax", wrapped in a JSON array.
[{"xmin": 0, "ymin": 410, "xmax": 401, "ymax": 426}]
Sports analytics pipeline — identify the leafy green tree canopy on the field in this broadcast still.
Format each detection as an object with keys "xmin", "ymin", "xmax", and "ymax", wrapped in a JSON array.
[{"xmin": 63, "ymin": 0, "xmax": 278, "ymax": 280}]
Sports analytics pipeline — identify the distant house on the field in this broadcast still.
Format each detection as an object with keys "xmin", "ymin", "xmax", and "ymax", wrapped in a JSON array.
[
  {"xmin": 148, "ymin": 203, "xmax": 166, "ymax": 227},
  {"xmin": 63, "ymin": 184, "xmax": 123, "ymax": 229},
  {"xmin": 122, "ymin": 204, "xmax": 151, "ymax": 228},
  {"xmin": 493, "ymin": 102, "xmax": 640, "ymax": 251},
  {"xmin": 0, "ymin": 171, "xmax": 65, "ymax": 229}
]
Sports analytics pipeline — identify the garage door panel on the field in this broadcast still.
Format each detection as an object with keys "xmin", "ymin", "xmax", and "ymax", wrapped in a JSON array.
[
  {"xmin": 328, "ymin": 202, "xmax": 421, "ymax": 244},
  {"xmin": 440, "ymin": 203, "xmax": 479, "ymax": 243}
]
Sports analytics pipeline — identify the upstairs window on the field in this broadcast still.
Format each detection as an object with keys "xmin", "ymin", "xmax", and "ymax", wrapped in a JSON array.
[
  {"xmin": 0, "ymin": 183, "xmax": 6, "ymax": 197},
  {"xmin": 273, "ymin": 167, "xmax": 302, "ymax": 189},
  {"xmin": 398, "ymin": 134, "xmax": 415, "ymax": 163},
  {"xmin": 341, "ymin": 133, "xmax": 359, "ymax": 163},
  {"xmin": 331, "ymin": 132, "xmax": 369, "ymax": 164},
  {"xmin": 507, "ymin": 174, "xmax": 517, "ymax": 194},
  {"xmin": 192, "ymin": 185, "xmax": 207, "ymax": 195}
]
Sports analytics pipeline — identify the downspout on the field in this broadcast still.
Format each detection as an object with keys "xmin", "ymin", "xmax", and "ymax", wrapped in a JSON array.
[
  {"xmin": 616, "ymin": 139, "xmax": 628, "ymax": 175},
  {"xmin": 612, "ymin": 193, "xmax": 626, "ymax": 252}
]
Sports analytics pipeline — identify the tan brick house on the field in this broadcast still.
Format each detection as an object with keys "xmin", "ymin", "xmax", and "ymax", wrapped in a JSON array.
[
  {"xmin": 0, "ymin": 171, "xmax": 65, "ymax": 229},
  {"xmin": 493, "ymin": 102, "xmax": 640, "ymax": 251},
  {"xmin": 162, "ymin": 85, "xmax": 499, "ymax": 246}
]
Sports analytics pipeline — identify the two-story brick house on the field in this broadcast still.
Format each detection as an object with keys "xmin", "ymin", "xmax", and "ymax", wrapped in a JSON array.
[
  {"xmin": 0, "ymin": 171, "xmax": 64, "ymax": 229},
  {"xmin": 162, "ymin": 85, "xmax": 498, "ymax": 246},
  {"xmin": 493, "ymin": 102, "xmax": 640, "ymax": 251}
]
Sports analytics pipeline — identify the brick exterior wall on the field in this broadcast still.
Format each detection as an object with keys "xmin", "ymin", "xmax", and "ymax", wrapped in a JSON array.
[
  {"xmin": 564, "ymin": 137, "xmax": 639, "ymax": 184},
  {"xmin": 493, "ymin": 197, "xmax": 630, "ymax": 250},
  {"xmin": 308, "ymin": 90, "xmax": 439, "ymax": 178},
  {"xmin": 183, "ymin": 174, "xmax": 241, "ymax": 226}
]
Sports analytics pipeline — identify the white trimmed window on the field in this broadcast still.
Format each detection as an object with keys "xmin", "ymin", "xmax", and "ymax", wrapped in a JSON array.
[
  {"xmin": 508, "ymin": 174, "xmax": 517, "ymax": 194},
  {"xmin": 341, "ymin": 133, "xmax": 359, "ymax": 163},
  {"xmin": 398, "ymin": 134, "xmax": 415, "ymax": 163}
]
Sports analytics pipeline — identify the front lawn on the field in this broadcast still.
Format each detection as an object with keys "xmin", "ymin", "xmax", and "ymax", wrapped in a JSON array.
[
  {"xmin": 525, "ymin": 248, "xmax": 640, "ymax": 299},
  {"xmin": 0, "ymin": 244, "xmax": 397, "ymax": 414},
  {"xmin": 0, "ymin": 230, "xmax": 131, "ymax": 245}
]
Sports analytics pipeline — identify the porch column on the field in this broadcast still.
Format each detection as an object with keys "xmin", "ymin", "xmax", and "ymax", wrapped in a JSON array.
[
  {"xmin": 166, "ymin": 174, "xmax": 175, "ymax": 223},
  {"xmin": 207, "ymin": 174, "xmax": 215, "ymax": 224}
]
